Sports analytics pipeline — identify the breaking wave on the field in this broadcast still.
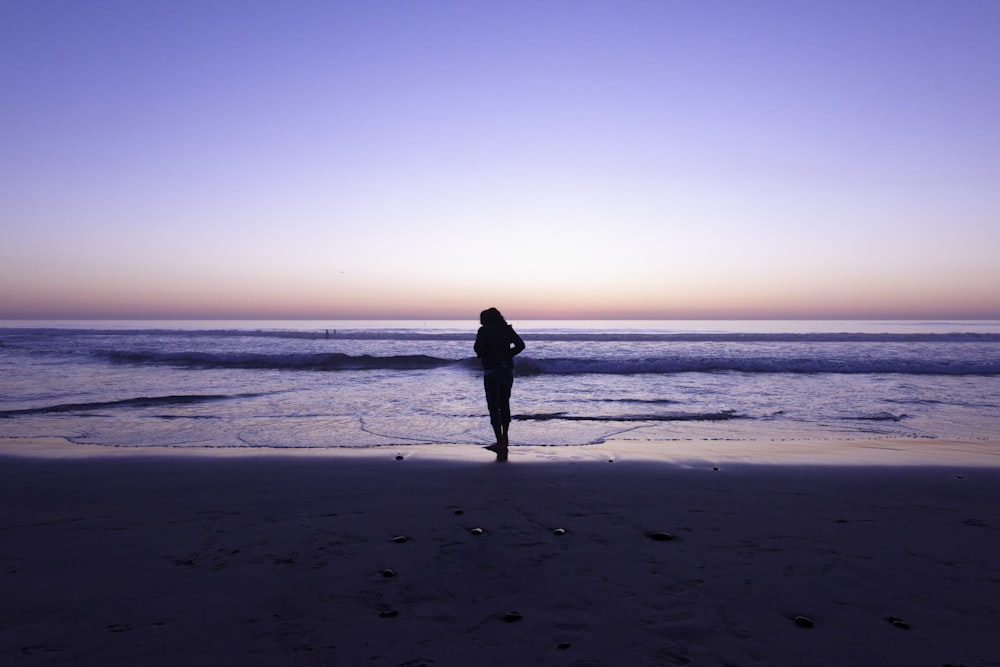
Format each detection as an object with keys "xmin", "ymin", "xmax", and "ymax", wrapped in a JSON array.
[
  {"xmin": 102, "ymin": 350, "xmax": 465, "ymax": 371},
  {"xmin": 94, "ymin": 350, "xmax": 1000, "ymax": 375},
  {"xmin": 515, "ymin": 411, "xmax": 744, "ymax": 422},
  {"xmin": 0, "ymin": 394, "xmax": 252, "ymax": 418}
]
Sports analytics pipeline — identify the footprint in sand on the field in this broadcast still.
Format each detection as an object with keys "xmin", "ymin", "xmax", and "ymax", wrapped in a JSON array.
[
  {"xmin": 655, "ymin": 647, "xmax": 693, "ymax": 665},
  {"xmin": 357, "ymin": 590, "xmax": 400, "ymax": 618},
  {"xmin": 20, "ymin": 644, "xmax": 68, "ymax": 656},
  {"xmin": 468, "ymin": 611, "xmax": 526, "ymax": 648}
]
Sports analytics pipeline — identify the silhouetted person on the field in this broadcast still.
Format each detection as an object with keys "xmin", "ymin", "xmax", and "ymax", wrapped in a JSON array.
[{"xmin": 474, "ymin": 308, "xmax": 525, "ymax": 461}]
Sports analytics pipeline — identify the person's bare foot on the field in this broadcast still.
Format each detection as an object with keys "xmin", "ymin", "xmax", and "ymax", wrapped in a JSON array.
[{"xmin": 484, "ymin": 443, "xmax": 509, "ymax": 462}]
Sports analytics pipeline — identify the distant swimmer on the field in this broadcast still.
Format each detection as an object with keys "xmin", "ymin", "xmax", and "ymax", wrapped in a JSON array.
[{"xmin": 474, "ymin": 307, "xmax": 525, "ymax": 462}]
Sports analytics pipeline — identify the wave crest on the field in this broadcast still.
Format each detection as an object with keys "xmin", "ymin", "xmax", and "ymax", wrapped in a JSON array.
[
  {"xmin": 92, "ymin": 349, "xmax": 1000, "ymax": 375},
  {"xmin": 103, "ymin": 350, "xmax": 464, "ymax": 371}
]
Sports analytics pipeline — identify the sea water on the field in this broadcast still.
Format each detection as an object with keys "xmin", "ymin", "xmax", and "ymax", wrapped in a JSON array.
[{"xmin": 1, "ymin": 320, "xmax": 998, "ymax": 450}]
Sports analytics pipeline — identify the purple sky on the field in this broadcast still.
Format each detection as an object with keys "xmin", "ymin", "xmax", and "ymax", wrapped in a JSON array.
[{"xmin": 3, "ymin": 1, "xmax": 999, "ymax": 319}]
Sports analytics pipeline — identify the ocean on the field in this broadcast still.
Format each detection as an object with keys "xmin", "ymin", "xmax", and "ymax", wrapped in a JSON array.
[{"xmin": 1, "ymin": 320, "xmax": 998, "ymax": 451}]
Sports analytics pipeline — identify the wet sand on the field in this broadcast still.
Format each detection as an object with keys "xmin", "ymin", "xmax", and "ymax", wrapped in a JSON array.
[{"xmin": 2, "ymin": 437, "xmax": 999, "ymax": 666}]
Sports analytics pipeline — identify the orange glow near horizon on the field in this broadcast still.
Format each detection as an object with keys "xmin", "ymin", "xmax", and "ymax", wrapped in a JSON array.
[{"xmin": 2, "ymin": 267, "xmax": 998, "ymax": 321}]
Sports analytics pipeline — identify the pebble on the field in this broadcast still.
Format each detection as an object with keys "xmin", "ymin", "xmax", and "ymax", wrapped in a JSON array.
[
  {"xmin": 648, "ymin": 531, "xmax": 674, "ymax": 541},
  {"xmin": 392, "ymin": 535, "xmax": 408, "ymax": 544},
  {"xmin": 379, "ymin": 610, "xmax": 399, "ymax": 618},
  {"xmin": 454, "ymin": 509, "xmax": 464, "ymax": 515},
  {"xmin": 381, "ymin": 568, "xmax": 397, "ymax": 578},
  {"xmin": 557, "ymin": 642, "xmax": 571, "ymax": 650},
  {"xmin": 470, "ymin": 527, "xmax": 484, "ymax": 535},
  {"xmin": 793, "ymin": 615, "xmax": 814, "ymax": 628},
  {"xmin": 502, "ymin": 611, "xmax": 523, "ymax": 623},
  {"xmin": 395, "ymin": 455, "xmax": 404, "ymax": 460},
  {"xmin": 887, "ymin": 616, "xmax": 910, "ymax": 629},
  {"xmin": 552, "ymin": 528, "xmax": 567, "ymax": 536}
]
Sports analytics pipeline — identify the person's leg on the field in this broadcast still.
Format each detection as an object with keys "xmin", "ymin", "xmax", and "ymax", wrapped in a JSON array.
[
  {"xmin": 483, "ymin": 374, "xmax": 504, "ymax": 445},
  {"xmin": 498, "ymin": 370, "xmax": 514, "ymax": 447}
]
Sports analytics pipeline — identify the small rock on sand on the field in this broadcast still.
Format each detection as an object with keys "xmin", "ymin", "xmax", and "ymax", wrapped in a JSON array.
[
  {"xmin": 793, "ymin": 615, "xmax": 814, "ymax": 628},
  {"xmin": 887, "ymin": 616, "xmax": 910, "ymax": 629}
]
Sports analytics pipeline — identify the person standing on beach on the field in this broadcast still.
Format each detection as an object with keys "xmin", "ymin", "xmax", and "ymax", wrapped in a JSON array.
[{"xmin": 474, "ymin": 308, "xmax": 525, "ymax": 461}]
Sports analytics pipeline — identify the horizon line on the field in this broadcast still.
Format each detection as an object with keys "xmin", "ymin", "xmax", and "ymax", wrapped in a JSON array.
[{"xmin": 3, "ymin": 315, "xmax": 1000, "ymax": 322}]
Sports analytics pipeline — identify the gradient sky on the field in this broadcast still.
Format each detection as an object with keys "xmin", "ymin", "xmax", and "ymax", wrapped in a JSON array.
[{"xmin": 2, "ymin": 1, "xmax": 999, "ymax": 320}]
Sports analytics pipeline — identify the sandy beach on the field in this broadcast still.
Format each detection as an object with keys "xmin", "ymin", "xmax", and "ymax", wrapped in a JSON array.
[{"xmin": 2, "ymin": 437, "xmax": 999, "ymax": 666}]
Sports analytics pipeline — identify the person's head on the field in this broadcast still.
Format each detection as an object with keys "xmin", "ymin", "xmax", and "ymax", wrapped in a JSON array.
[{"xmin": 480, "ymin": 307, "xmax": 507, "ymax": 328}]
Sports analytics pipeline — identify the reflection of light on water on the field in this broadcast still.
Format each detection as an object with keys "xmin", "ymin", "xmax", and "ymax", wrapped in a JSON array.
[{"xmin": 3, "ymin": 321, "xmax": 1000, "ymax": 451}]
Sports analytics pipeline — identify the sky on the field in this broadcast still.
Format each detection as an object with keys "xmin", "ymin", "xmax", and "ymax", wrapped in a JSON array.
[{"xmin": 2, "ymin": 1, "xmax": 999, "ymax": 320}]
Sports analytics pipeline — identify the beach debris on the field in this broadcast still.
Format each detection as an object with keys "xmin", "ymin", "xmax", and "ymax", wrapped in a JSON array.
[
  {"xmin": 379, "ymin": 610, "xmax": 399, "ymax": 618},
  {"xmin": 502, "ymin": 611, "xmax": 523, "ymax": 623},
  {"xmin": 470, "ymin": 527, "xmax": 484, "ymax": 535},
  {"xmin": 380, "ymin": 568, "xmax": 397, "ymax": 578},
  {"xmin": 793, "ymin": 615, "xmax": 814, "ymax": 628},
  {"xmin": 392, "ymin": 535, "xmax": 409, "ymax": 544},
  {"xmin": 886, "ymin": 616, "xmax": 910, "ymax": 629},
  {"xmin": 552, "ymin": 528, "xmax": 567, "ymax": 536},
  {"xmin": 648, "ymin": 531, "xmax": 675, "ymax": 542}
]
